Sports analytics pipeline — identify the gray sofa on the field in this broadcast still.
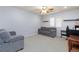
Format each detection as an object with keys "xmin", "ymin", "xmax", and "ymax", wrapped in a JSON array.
[
  {"xmin": 0, "ymin": 29, "xmax": 24, "ymax": 52},
  {"xmin": 38, "ymin": 27, "xmax": 56, "ymax": 37}
]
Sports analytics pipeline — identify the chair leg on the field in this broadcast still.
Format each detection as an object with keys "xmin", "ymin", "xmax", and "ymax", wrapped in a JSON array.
[{"xmin": 68, "ymin": 40, "xmax": 72, "ymax": 52}]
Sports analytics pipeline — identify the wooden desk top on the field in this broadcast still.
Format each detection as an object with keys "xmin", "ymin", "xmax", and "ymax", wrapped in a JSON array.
[
  {"xmin": 68, "ymin": 35, "xmax": 79, "ymax": 42},
  {"xmin": 68, "ymin": 35, "xmax": 79, "ymax": 52}
]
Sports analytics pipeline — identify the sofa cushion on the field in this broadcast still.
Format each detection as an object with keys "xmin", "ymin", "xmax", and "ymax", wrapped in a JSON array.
[
  {"xmin": 8, "ymin": 35, "xmax": 24, "ymax": 42},
  {"xmin": 0, "ymin": 38, "xmax": 4, "ymax": 45},
  {"xmin": 9, "ymin": 31, "xmax": 16, "ymax": 36},
  {"xmin": 38, "ymin": 27, "xmax": 56, "ymax": 37},
  {"xmin": 0, "ymin": 31, "xmax": 11, "ymax": 42},
  {"xmin": 41, "ymin": 27, "xmax": 46, "ymax": 30},
  {"xmin": 41, "ymin": 27, "xmax": 50, "ymax": 31}
]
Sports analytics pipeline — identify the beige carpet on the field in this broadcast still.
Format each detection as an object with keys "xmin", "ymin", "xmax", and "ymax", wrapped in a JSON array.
[{"xmin": 20, "ymin": 35, "xmax": 68, "ymax": 52}]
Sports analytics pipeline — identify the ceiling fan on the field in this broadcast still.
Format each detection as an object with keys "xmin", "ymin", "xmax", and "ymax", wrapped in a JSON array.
[{"xmin": 34, "ymin": 6, "xmax": 54, "ymax": 15}]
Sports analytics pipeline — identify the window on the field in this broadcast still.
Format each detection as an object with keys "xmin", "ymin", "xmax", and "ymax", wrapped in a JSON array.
[
  {"xmin": 56, "ymin": 18, "xmax": 63, "ymax": 27},
  {"xmin": 49, "ymin": 17, "xmax": 63, "ymax": 27},
  {"xmin": 50, "ymin": 17, "xmax": 55, "ymax": 27}
]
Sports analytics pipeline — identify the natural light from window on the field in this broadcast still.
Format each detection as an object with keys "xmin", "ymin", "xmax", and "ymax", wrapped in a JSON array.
[
  {"xmin": 50, "ymin": 17, "xmax": 55, "ymax": 27},
  {"xmin": 50, "ymin": 17, "xmax": 63, "ymax": 27},
  {"xmin": 56, "ymin": 18, "xmax": 63, "ymax": 27}
]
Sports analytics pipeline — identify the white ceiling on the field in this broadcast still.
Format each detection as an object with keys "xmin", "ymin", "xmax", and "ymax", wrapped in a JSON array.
[{"xmin": 17, "ymin": 6, "xmax": 79, "ymax": 15}]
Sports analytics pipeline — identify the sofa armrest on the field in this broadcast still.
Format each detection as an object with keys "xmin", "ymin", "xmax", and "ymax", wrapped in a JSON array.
[
  {"xmin": 9, "ymin": 31, "xmax": 16, "ymax": 36},
  {"xmin": 8, "ymin": 35, "xmax": 24, "ymax": 42}
]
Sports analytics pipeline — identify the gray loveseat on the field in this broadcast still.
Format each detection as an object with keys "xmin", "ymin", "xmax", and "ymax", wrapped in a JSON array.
[
  {"xmin": 38, "ymin": 27, "xmax": 56, "ymax": 37},
  {"xmin": 0, "ymin": 29, "xmax": 24, "ymax": 52}
]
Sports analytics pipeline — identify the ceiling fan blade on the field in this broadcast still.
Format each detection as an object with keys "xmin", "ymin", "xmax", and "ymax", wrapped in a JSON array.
[
  {"xmin": 34, "ymin": 6, "xmax": 54, "ymax": 14},
  {"xmin": 49, "ymin": 8, "xmax": 54, "ymax": 10},
  {"xmin": 33, "ymin": 9, "xmax": 41, "ymax": 12}
]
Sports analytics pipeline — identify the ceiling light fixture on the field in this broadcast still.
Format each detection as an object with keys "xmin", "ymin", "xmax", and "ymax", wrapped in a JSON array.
[
  {"xmin": 40, "ymin": 6, "xmax": 54, "ymax": 15},
  {"xmin": 41, "ymin": 6, "xmax": 47, "ymax": 15}
]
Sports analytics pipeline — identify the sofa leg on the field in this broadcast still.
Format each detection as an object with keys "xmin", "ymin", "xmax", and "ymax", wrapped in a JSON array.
[{"xmin": 16, "ymin": 48, "xmax": 24, "ymax": 52}]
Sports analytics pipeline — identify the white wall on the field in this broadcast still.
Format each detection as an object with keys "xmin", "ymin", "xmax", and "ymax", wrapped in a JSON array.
[
  {"xmin": 41, "ymin": 15, "xmax": 50, "ymax": 27},
  {"xmin": 41, "ymin": 8, "xmax": 79, "ymax": 36},
  {"xmin": 0, "ymin": 7, "xmax": 41, "ymax": 37}
]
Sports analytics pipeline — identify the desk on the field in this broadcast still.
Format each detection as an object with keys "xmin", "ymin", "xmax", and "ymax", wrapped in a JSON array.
[
  {"xmin": 61, "ymin": 30, "xmax": 66, "ymax": 38},
  {"xmin": 68, "ymin": 35, "xmax": 79, "ymax": 52},
  {"xmin": 75, "ymin": 25, "xmax": 79, "ymax": 30}
]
